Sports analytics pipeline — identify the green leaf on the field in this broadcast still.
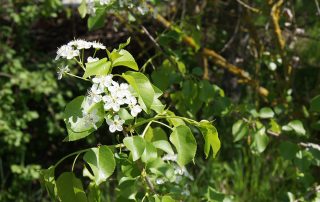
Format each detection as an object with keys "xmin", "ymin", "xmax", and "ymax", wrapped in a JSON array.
[
  {"xmin": 152, "ymin": 140, "xmax": 174, "ymax": 155},
  {"xmin": 197, "ymin": 120, "xmax": 221, "ymax": 158},
  {"xmin": 205, "ymin": 187, "xmax": 226, "ymax": 202},
  {"xmin": 165, "ymin": 111, "xmax": 186, "ymax": 127},
  {"xmin": 88, "ymin": 8, "xmax": 106, "ymax": 31},
  {"xmin": 88, "ymin": 184, "xmax": 101, "ymax": 202},
  {"xmin": 111, "ymin": 50, "xmax": 138, "ymax": 71},
  {"xmin": 259, "ymin": 107, "xmax": 275, "ymax": 119},
  {"xmin": 83, "ymin": 146, "xmax": 116, "ymax": 185},
  {"xmin": 123, "ymin": 136, "xmax": 146, "ymax": 161},
  {"xmin": 169, "ymin": 125, "xmax": 197, "ymax": 167},
  {"xmin": 40, "ymin": 166, "xmax": 56, "ymax": 200},
  {"xmin": 83, "ymin": 58, "xmax": 111, "ymax": 78},
  {"xmin": 56, "ymin": 172, "xmax": 87, "ymax": 202},
  {"xmin": 284, "ymin": 120, "xmax": 306, "ymax": 136},
  {"xmin": 252, "ymin": 122, "xmax": 269, "ymax": 153},
  {"xmin": 118, "ymin": 37, "xmax": 131, "ymax": 50},
  {"xmin": 64, "ymin": 96, "xmax": 104, "ymax": 141},
  {"xmin": 162, "ymin": 195, "xmax": 176, "ymax": 202},
  {"xmin": 122, "ymin": 71, "xmax": 155, "ymax": 113},
  {"xmin": 232, "ymin": 120, "xmax": 249, "ymax": 142},
  {"xmin": 118, "ymin": 108, "xmax": 134, "ymax": 121},
  {"xmin": 78, "ymin": 0, "xmax": 87, "ymax": 18},
  {"xmin": 279, "ymin": 141, "xmax": 299, "ymax": 160},
  {"xmin": 117, "ymin": 177, "xmax": 138, "ymax": 201},
  {"xmin": 141, "ymin": 142, "xmax": 158, "ymax": 163},
  {"xmin": 268, "ymin": 119, "xmax": 281, "ymax": 135},
  {"xmin": 145, "ymin": 127, "xmax": 168, "ymax": 142},
  {"xmin": 310, "ymin": 95, "xmax": 320, "ymax": 112}
]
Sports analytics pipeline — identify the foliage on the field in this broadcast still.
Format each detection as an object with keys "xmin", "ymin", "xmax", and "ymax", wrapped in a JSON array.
[{"xmin": 1, "ymin": 0, "xmax": 320, "ymax": 201}]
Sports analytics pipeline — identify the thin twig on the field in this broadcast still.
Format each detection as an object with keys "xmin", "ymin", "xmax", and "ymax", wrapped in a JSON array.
[{"xmin": 236, "ymin": 0, "xmax": 261, "ymax": 13}]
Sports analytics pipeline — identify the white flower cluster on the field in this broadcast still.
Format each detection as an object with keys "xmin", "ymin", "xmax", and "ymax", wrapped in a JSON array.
[
  {"xmin": 55, "ymin": 39, "xmax": 106, "ymax": 60},
  {"xmin": 88, "ymin": 74, "xmax": 142, "ymax": 133}
]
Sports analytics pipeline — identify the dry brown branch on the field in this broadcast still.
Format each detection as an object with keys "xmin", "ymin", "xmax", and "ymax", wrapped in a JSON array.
[
  {"xmin": 271, "ymin": 0, "xmax": 285, "ymax": 50},
  {"xmin": 270, "ymin": 0, "xmax": 292, "ymax": 84}
]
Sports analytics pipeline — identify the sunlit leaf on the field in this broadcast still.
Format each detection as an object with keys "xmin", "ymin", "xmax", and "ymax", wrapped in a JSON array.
[
  {"xmin": 169, "ymin": 125, "xmax": 197, "ymax": 167},
  {"xmin": 123, "ymin": 136, "xmax": 146, "ymax": 161},
  {"xmin": 83, "ymin": 146, "xmax": 116, "ymax": 185}
]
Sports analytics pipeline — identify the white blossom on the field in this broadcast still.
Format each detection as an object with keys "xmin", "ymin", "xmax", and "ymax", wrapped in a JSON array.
[
  {"xmin": 57, "ymin": 65, "xmax": 70, "ymax": 80},
  {"xmin": 102, "ymin": 94, "xmax": 124, "ymax": 112},
  {"xmin": 88, "ymin": 84, "xmax": 104, "ymax": 103},
  {"xmin": 55, "ymin": 45, "xmax": 80, "ymax": 60},
  {"xmin": 68, "ymin": 39, "xmax": 92, "ymax": 49},
  {"xmin": 130, "ymin": 104, "xmax": 142, "ymax": 117},
  {"xmin": 108, "ymin": 82, "xmax": 131, "ymax": 98},
  {"xmin": 106, "ymin": 115, "xmax": 125, "ymax": 133},
  {"xmin": 91, "ymin": 41, "xmax": 106, "ymax": 49},
  {"xmin": 87, "ymin": 56, "xmax": 99, "ymax": 63},
  {"xmin": 93, "ymin": 75, "xmax": 113, "ymax": 88},
  {"xmin": 126, "ymin": 96, "xmax": 142, "ymax": 117}
]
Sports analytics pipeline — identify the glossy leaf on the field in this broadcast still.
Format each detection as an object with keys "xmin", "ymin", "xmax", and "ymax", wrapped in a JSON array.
[
  {"xmin": 169, "ymin": 125, "xmax": 197, "ymax": 167},
  {"xmin": 83, "ymin": 58, "xmax": 111, "ymax": 78},
  {"xmin": 83, "ymin": 146, "xmax": 116, "ymax": 185},
  {"xmin": 123, "ymin": 136, "xmax": 146, "ymax": 161},
  {"xmin": 122, "ymin": 71, "xmax": 155, "ymax": 113},
  {"xmin": 111, "ymin": 50, "xmax": 138, "ymax": 71},
  {"xmin": 56, "ymin": 172, "xmax": 87, "ymax": 202}
]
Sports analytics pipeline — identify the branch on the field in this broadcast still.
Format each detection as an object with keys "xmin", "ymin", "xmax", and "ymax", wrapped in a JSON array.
[
  {"xmin": 154, "ymin": 11, "xmax": 269, "ymax": 97},
  {"xmin": 236, "ymin": 0, "xmax": 261, "ymax": 13}
]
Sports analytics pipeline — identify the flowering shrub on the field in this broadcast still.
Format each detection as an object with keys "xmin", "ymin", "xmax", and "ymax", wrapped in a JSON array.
[{"xmin": 41, "ymin": 38, "xmax": 221, "ymax": 201}]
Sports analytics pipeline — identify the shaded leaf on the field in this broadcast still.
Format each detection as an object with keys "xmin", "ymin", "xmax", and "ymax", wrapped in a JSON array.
[{"xmin": 56, "ymin": 172, "xmax": 87, "ymax": 202}]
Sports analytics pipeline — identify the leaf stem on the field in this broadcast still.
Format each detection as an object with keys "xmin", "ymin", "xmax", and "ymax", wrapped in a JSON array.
[
  {"xmin": 54, "ymin": 148, "xmax": 90, "ymax": 168},
  {"xmin": 66, "ymin": 72, "xmax": 89, "ymax": 81},
  {"xmin": 71, "ymin": 153, "xmax": 81, "ymax": 171}
]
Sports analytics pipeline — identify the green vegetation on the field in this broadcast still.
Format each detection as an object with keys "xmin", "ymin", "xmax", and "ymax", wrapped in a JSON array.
[{"xmin": 0, "ymin": 0, "xmax": 319, "ymax": 201}]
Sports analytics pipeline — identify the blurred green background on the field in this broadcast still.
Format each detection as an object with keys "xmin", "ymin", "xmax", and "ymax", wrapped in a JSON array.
[{"xmin": 0, "ymin": 0, "xmax": 319, "ymax": 201}]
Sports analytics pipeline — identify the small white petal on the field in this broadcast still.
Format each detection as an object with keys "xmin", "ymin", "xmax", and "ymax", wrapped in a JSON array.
[{"xmin": 109, "ymin": 124, "xmax": 116, "ymax": 133}]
